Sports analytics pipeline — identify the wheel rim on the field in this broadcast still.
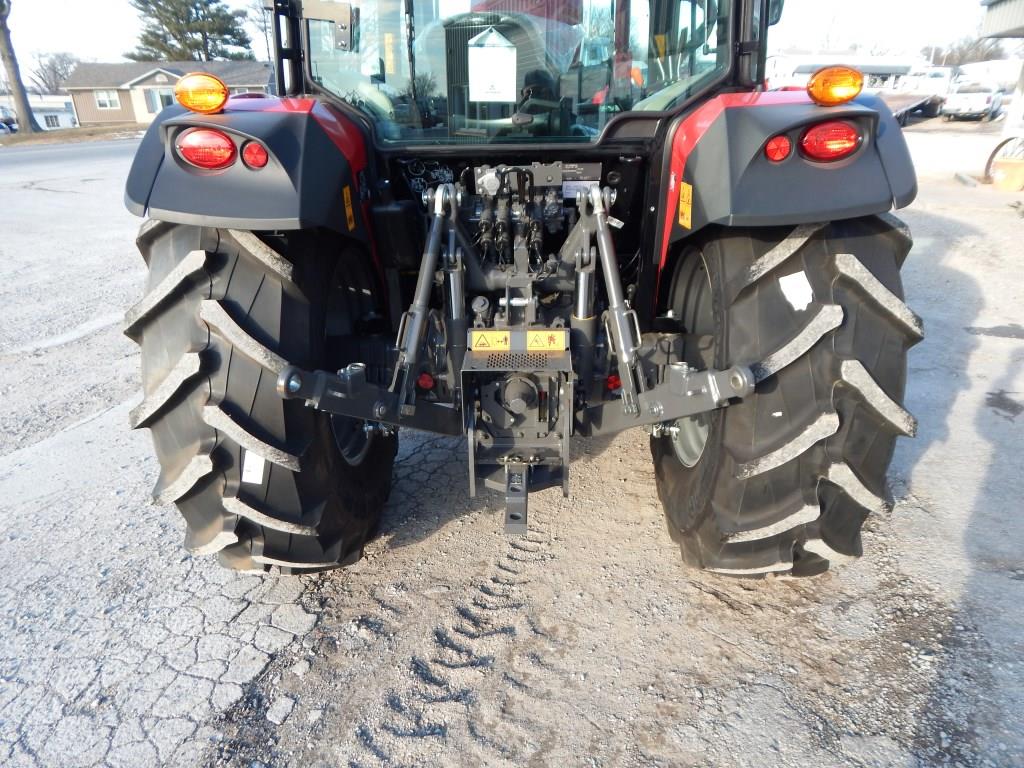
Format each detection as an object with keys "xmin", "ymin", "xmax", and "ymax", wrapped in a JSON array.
[
  {"xmin": 331, "ymin": 416, "xmax": 372, "ymax": 465},
  {"xmin": 325, "ymin": 253, "xmax": 376, "ymax": 467},
  {"xmin": 669, "ymin": 252, "xmax": 714, "ymax": 468}
]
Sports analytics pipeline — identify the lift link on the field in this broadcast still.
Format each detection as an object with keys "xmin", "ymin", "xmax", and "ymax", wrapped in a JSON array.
[
  {"xmin": 389, "ymin": 183, "xmax": 456, "ymax": 415},
  {"xmin": 589, "ymin": 186, "xmax": 645, "ymax": 416}
]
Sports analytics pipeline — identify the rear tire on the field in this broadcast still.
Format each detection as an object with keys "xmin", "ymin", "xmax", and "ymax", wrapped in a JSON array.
[
  {"xmin": 125, "ymin": 223, "xmax": 397, "ymax": 572},
  {"xmin": 652, "ymin": 216, "xmax": 922, "ymax": 577}
]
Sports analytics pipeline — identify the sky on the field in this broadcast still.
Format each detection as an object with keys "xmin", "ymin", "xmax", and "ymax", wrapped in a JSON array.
[{"xmin": 5, "ymin": 0, "xmax": 994, "ymax": 63}]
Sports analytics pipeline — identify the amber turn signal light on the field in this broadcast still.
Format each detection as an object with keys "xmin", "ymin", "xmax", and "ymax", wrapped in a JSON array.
[
  {"xmin": 174, "ymin": 72, "xmax": 230, "ymax": 114},
  {"xmin": 806, "ymin": 66, "xmax": 864, "ymax": 107}
]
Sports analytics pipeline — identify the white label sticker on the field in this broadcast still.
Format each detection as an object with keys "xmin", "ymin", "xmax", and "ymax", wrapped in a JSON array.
[
  {"xmin": 778, "ymin": 270, "xmax": 814, "ymax": 312},
  {"xmin": 241, "ymin": 451, "xmax": 266, "ymax": 484},
  {"xmin": 467, "ymin": 27, "xmax": 517, "ymax": 103}
]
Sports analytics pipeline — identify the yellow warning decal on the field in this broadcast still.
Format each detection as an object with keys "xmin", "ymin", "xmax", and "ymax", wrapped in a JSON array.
[
  {"xmin": 654, "ymin": 34, "xmax": 667, "ymax": 58},
  {"xmin": 470, "ymin": 330, "xmax": 511, "ymax": 351},
  {"xmin": 678, "ymin": 181, "xmax": 693, "ymax": 230},
  {"xmin": 527, "ymin": 329, "xmax": 568, "ymax": 352},
  {"xmin": 342, "ymin": 185, "xmax": 356, "ymax": 231}
]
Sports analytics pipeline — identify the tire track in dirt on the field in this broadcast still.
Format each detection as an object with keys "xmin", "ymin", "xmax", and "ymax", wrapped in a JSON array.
[{"xmin": 344, "ymin": 531, "xmax": 559, "ymax": 767}]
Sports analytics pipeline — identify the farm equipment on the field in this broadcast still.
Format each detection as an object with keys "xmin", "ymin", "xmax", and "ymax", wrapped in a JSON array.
[{"xmin": 124, "ymin": 0, "xmax": 922, "ymax": 577}]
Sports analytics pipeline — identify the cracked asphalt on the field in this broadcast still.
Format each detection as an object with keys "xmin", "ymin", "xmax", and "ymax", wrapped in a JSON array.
[{"xmin": 1, "ymin": 123, "xmax": 1023, "ymax": 767}]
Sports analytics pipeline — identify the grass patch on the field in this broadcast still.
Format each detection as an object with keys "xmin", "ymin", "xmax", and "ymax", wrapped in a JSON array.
[{"xmin": 0, "ymin": 124, "xmax": 146, "ymax": 147}]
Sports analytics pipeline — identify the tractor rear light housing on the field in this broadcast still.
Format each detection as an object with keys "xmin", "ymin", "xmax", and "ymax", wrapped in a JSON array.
[
  {"xmin": 800, "ymin": 120, "xmax": 862, "ymax": 162},
  {"xmin": 175, "ymin": 128, "xmax": 237, "ymax": 170}
]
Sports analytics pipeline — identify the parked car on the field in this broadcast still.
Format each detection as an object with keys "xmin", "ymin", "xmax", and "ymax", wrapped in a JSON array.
[
  {"xmin": 943, "ymin": 82, "xmax": 1003, "ymax": 121},
  {"xmin": 0, "ymin": 105, "xmax": 17, "ymax": 133}
]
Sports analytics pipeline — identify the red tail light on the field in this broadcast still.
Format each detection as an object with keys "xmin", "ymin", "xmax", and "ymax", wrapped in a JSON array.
[
  {"xmin": 241, "ymin": 141, "xmax": 269, "ymax": 169},
  {"xmin": 800, "ymin": 121, "xmax": 862, "ymax": 162},
  {"xmin": 764, "ymin": 134, "xmax": 793, "ymax": 162},
  {"xmin": 176, "ymin": 128, "xmax": 236, "ymax": 170}
]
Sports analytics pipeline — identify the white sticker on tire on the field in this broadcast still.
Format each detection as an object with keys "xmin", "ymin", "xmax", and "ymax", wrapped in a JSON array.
[
  {"xmin": 241, "ymin": 451, "xmax": 266, "ymax": 484},
  {"xmin": 779, "ymin": 270, "xmax": 814, "ymax": 312}
]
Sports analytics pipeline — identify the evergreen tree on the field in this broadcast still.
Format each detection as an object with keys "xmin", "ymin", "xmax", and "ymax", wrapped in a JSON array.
[{"xmin": 127, "ymin": 0, "xmax": 254, "ymax": 61}]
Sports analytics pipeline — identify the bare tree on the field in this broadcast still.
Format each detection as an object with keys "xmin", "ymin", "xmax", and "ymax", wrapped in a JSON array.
[
  {"xmin": 922, "ymin": 38, "xmax": 1006, "ymax": 68},
  {"xmin": 248, "ymin": 0, "xmax": 272, "ymax": 62},
  {"xmin": 0, "ymin": 0, "xmax": 41, "ymax": 132},
  {"xmin": 31, "ymin": 52, "xmax": 78, "ymax": 94}
]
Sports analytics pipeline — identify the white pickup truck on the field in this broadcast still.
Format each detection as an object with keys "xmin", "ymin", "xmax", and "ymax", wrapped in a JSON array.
[{"xmin": 943, "ymin": 82, "xmax": 1004, "ymax": 121}]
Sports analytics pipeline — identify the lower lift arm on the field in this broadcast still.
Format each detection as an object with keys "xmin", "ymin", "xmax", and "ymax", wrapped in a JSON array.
[{"xmin": 276, "ymin": 360, "xmax": 754, "ymax": 438}]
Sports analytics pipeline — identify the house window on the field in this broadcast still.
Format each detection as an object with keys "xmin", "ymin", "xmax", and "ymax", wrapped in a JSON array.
[
  {"xmin": 44, "ymin": 115, "xmax": 59, "ymax": 128},
  {"xmin": 144, "ymin": 88, "xmax": 175, "ymax": 114},
  {"xmin": 95, "ymin": 90, "xmax": 121, "ymax": 110}
]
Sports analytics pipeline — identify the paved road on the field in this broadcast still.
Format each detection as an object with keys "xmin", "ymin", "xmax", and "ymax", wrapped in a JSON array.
[{"xmin": 0, "ymin": 134, "xmax": 1022, "ymax": 767}]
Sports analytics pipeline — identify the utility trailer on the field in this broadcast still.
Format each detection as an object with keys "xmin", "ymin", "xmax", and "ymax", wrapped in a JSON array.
[
  {"xmin": 124, "ymin": 0, "xmax": 922, "ymax": 578},
  {"xmin": 878, "ymin": 92, "xmax": 942, "ymax": 125}
]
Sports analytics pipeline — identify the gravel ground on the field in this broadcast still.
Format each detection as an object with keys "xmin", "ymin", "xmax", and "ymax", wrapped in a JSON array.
[{"xmin": 0, "ymin": 124, "xmax": 1022, "ymax": 768}]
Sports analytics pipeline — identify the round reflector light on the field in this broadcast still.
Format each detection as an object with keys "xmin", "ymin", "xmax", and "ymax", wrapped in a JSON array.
[
  {"xmin": 764, "ymin": 134, "xmax": 792, "ymax": 162},
  {"xmin": 174, "ymin": 72, "xmax": 229, "ymax": 114},
  {"xmin": 807, "ymin": 66, "xmax": 864, "ymax": 107},
  {"xmin": 800, "ymin": 121, "xmax": 862, "ymax": 162},
  {"xmin": 176, "ymin": 128, "xmax": 236, "ymax": 170},
  {"xmin": 241, "ymin": 141, "xmax": 269, "ymax": 169}
]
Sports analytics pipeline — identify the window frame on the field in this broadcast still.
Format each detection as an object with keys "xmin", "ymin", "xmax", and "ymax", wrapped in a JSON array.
[
  {"xmin": 302, "ymin": 0, "xmax": 736, "ymax": 149},
  {"xmin": 43, "ymin": 115, "xmax": 60, "ymax": 128},
  {"xmin": 95, "ymin": 90, "xmax": 121, "ymax": 110}
]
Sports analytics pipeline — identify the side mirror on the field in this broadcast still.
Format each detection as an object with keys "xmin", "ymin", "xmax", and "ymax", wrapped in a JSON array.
[{"xmin": 768, "ymin": 0, "xmax": 784, "ymax": 26}]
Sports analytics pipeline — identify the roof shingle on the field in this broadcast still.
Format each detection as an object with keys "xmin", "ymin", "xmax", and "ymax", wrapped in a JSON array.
[{"xmin": 64, "ymin": 61, "xmax": 274, "ymax": 89}]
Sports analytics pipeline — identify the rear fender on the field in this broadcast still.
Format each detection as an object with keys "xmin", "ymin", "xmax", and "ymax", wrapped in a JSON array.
[
  {"xmin": 658, "ymin": 92, "xmax": 917, "ymax": 275},
  {"xmin": 125, "ymin": 97, "xmax": 370, "ymax": 239}
]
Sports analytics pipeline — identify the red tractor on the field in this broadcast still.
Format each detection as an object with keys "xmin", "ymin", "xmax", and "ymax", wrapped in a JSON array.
[{"xmin": 125, "ymin": 0, "xmax": 921, "ymax": 577}]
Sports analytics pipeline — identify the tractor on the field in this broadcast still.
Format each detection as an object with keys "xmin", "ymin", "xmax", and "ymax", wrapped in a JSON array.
[{"xmin": 124, "ymin": 0, "xmax": 922, "ymax": 577}]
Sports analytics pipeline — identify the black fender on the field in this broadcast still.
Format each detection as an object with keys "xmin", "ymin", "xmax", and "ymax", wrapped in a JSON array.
[
  {"xmin": 124, "ymin": 97, "xmax": 371, "ymax": 239},
  {"xmin": 657, "ymin": 91, "xmax": 917, "ymax": 274}
]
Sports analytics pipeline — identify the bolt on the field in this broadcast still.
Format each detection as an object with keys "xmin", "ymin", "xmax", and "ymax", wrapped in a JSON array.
[
  {"xmin": 647, "ymin": 401, "xmax": 664, "ymax": 418},
  {"xmin": 730, "ymin": 371, "xmax": 745, "ymax": 391},
  {"xmin": 373, "ymin": 401, "xmax": 387, "ymax": 418},
  {"xmin": 286, "ymin": 374, "xmax": 302, "ymax": 394}
]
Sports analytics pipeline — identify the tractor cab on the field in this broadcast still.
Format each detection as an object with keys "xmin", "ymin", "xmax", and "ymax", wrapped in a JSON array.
[{"xmin": 301, "ymin": 0, "xmax": 731, "ymax": 143}]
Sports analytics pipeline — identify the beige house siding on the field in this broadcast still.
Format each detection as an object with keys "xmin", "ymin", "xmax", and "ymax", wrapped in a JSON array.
[
  {"xmin": 983, "ymin": 0, "xmax": 1024, "ymax": 37},
  {"xmin": 71, "ymin": 90, "xmax": 137, "ymax": 125}
]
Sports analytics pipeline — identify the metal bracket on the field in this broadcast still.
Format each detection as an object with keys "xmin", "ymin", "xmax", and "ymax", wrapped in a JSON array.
[
  {"xmin": 579, "ymin": 363, "xmax": 755, "ymax": 436},
  {"xmin": 504, "ymin": 463, "xmax": 529, "ymax": 534},
  {"xmin": 277, "ymin": 364, "xmax": 463, "ymax": 436}
]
